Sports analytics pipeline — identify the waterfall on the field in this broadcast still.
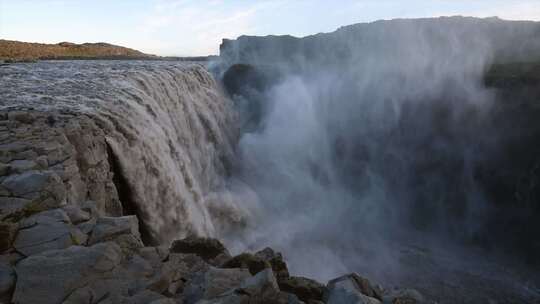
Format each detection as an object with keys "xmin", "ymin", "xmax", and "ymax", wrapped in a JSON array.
[{"xmin": 0, "ymin": 61, "xmax": 239, "ymax": 244}]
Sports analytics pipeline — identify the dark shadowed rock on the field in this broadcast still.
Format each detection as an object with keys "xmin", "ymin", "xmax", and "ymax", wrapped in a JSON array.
[
  {"xmin": 148, "ymin": 252, "xmax": 209, "ymax": 297},
  {"xmin": 348, "ymin": 273, "xmax": 383, "ymax": 300},
  {"xmin": 278, "ymin": 276, "xmax": 327, "ymax": 303},
  {"xmin": 13, "ymin": 242, "xmax": 123, "ymax": 304},
  {"xmin": 255, "ymin": 247, "xmax": 290, "ymax": 280},
  {"xmin": 325, "ymin": 274, "xmax": 382, "ymax": 304},
  {"xmin": 221, "ymin": 252, "xmax": 270, "ymax": 275},
  {"xmin": 170, "ymin": 236, "xmax": 230, "ymax": 264},
  {"xmin": 0, "ymin": 261, "xmax": 15, "ymax": 303},
  {"xmin": 183, "ymin": 266, "xmax": 251, "ymax": 304},
  {"xmin": 0, "ymin": 221, "xmax": 17, "ymax": 252},
  {"xmin": 382, "ymin": 288, "xmax": 424, "ymax": 304}
]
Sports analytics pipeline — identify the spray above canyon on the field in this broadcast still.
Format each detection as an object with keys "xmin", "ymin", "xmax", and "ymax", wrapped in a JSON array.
[{"xmin": 214, "ymin": 16, "xmax": 540, "ymax": 296}]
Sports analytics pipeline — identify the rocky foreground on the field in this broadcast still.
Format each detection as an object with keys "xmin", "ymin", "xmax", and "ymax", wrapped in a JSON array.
[{"xmin": 0, "ymin": 111, "xmax": 423, "ymax": 304}]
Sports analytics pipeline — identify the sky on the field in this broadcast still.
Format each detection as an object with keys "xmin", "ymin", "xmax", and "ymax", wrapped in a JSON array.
[{"xmin": 1, "ymin": 0, "xmax": 539, "ymax": 56}]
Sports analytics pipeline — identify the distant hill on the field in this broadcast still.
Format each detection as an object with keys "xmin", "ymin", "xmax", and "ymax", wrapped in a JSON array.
[{"xmin": 0, "ymin": 40, "xmax": 157, "ymax": 61}]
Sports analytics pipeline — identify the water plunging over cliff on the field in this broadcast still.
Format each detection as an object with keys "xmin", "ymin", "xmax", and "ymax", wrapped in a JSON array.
[{"xmin": 0, "ymin": 61, "xmax": 238, "ymax": 244}]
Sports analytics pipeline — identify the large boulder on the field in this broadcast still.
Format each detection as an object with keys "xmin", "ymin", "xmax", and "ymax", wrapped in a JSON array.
[
  {"xmin": 13, "ymin": 209, "xmax": 87, "ymax": 256},
  {"xmin": 221, "ymin": 252, "xmax": 270, "ymax": 275},
  {"xmin": 170, "ymin": 236, "xmax": 231, "ymax": 265},
  {"xmin": 197, "ymin": 269, "xmax": 303, "ymax": 304},
  {"xmin": 183, "ymin": 267, "xmax": 251, "ymax": 304},
  {"xmin": 255, "ymin": 247, "xmax": 290, "ymax": 280},
  {"xmin": 0, "ymin": 170, "xmax": 66, "ymax": 213},
  {"xmin": 12, "ymin": 242, "xmax": 123, "ymax": 304},
  {"xmin": 278, "ymin": 276, "xmax": 327, "ymax": 303},
  {"xmin": 148, "ymin": 252, "xmax": 209, "ymax": 297},
  {"xmin": 325, "ymin": 274, "xmax": 382, "ymax": 304}
]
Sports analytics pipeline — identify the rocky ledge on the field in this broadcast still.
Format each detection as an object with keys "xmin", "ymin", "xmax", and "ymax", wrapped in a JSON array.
[
  {"xmin": 0, "ymin": 110, "xmax": 423, "ymax": 304},
  {"xmin": 1, "ymin": 213, "xmax": 424, "ymax": 304}
]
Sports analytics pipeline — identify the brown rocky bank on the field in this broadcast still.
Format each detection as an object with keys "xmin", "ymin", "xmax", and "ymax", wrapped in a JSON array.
[{"xmin": 0, "ymin": 39, "xmax": 156, "ymax": 62}]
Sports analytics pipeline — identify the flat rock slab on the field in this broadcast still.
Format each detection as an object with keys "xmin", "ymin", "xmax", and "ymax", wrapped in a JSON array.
[
  {"xmin": 88, "ymin": 215, "xmax": 141, "ymax": 245},
  {"xmin": 13, "ymin": 242, "xmax": 122, "ymax": 304},
  {"xmin": 13, "ymin": 209, "xmax": 86, "ymax": 256},
  {"xmin": 183, "ymin": 267, "xmax": 251, "ymax": 304},
  {"xmin": 1, "ymin": 170, "xmax": 65, "ymax": 202},
  {"xmin": 326, "ymin": 275, "xmax": 381, "ymax": 304}
]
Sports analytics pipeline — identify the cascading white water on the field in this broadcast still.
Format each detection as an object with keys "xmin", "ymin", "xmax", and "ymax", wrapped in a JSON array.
[{"xmin": 0, "ymin": 61, "xmax": 239, "ymax": 243}]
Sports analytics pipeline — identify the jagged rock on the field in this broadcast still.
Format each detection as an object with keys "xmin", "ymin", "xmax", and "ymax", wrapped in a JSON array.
[
  {"xmin": 80, "ymin": 200, "xmax": 99, "ymax": 218},
  {"xmin": 18, "ymin": 208, "xmax": 70, "ymax": 228},
  {"xmin": 236, "ymin": 268, "xmax": 279, "ymax": 296},
  {"xmin": 8, "ymin": 159, "xmax": 38, "ymax": 173},
  {"xmin": 170, "ymin": 236, "xmax": 231, "ymax": 264},
  {"xmin": 1, "ymin": 170, "xmax": 65, "ymax": 203},
  {"xmin": 199, "ymin": 269, "xmax": 303, "ymax": 304},
  {"xmin": 123, "ymin": 253, "xmax": 155, "ymax": 277},
  {"xmin": 346, "ymin": 273, "xmax": 383, "ymax": 300},
  {"xmin": 139, "ymin": 246, "xmax": 170, "ymax": 265},
  {"xmin": 325, "ymin": 274, "xmax": 382, "ymax": 304},
  {"xmin": 12, "ymin": 242, "xmax": 123, "ymax": 304},
  {"xmin": 255, "ymin": 247, "xmax": 290, "ymax": 280},
  {"xmin": 13, "ymin": 209, "xmax": 85, "ymax": 256},
  {"xmin": 221, "ymin": 252, "xmax": 270, "ymax": 275},
  {"xmin": 0, "ymin": 197, "xmax": 32, "ymax": 221},
  {"xmin": 278, "ymin": 276, "xmax": 327, "ymax": 303},
  {"xmin": 77, "ymin": 217, "xmax": 97, "ymax": 234},
  {"xmin": 382, "ymin": 288, "xmax": 424, "ymax": 304},
  {"xmin": 62, "ymin": 205, "xmax": 91, "ymax": 224},
  {"xmin": 0, "ymin": 221, "xmax": 17, "ymax": 252},
  {"xmin": 88, "ymin": 215, "xmax": 142, "ymax": 245},
  {"xmin": 0, "ymin": 261, "xmax": 15, "ymax": 303},
  {"xmin": 113, "ymin": 233, "xmax": 145, "ymax": 255},
  {"xmin": 149, "ymin": 253, "xmax": 209, "ymax": 296},
  {"xmin": 183, "ymin": 267, "xmax": 251, "ymax": 304}
]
